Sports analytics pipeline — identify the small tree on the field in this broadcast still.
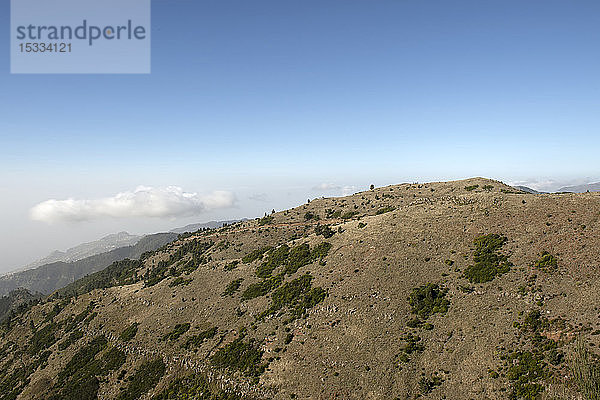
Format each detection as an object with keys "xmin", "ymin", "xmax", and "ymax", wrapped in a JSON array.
[{"xmin": 370, "ymin": 184, "xmax": 375, "ymax": 190}]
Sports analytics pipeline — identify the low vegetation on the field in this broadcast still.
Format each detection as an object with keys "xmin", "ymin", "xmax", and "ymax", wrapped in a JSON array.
[
  {"xmin": 210, "ymin": 338, "xmax": 266, "ymax": 378},
  {"xmin": 222, "ymin": 278, "xmax": 243, "ymax": 297},
  {"xmin": 161, "ymin": 323, "xmax": 191, "ymax": 342},
  {"xmin": 532, "ymin": 251, "xmax": 558, "ymax": 271},
  {"xmin": 119, "ymin": 322, "xmax": 139, "ymax": 342},
  {"xmin": 464, "ymin": 234, "xmax": 512, "ymax": 283},
  {"xmin": 117, "ymin": 358, "xmax": 165, "ymax": 400}
]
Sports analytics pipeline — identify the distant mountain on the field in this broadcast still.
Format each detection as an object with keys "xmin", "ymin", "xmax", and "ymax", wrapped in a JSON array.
[
  {"xmin": 557, "ymin": 182, "xmax": 600, "ymax": 193},
  {"xmin": 23, "ymin": 231, "xmax": 142, "ymax": 270},
  {"xmin": 0, "ymin": 232, "xmax": 177, "ymax": 297},
  {"xmin": 170, "ymin": 219, "xmax": 246, "ymax": 233},
  {"xmin": 513, "ymin": 185, "xmax": 542, "ymax": 194}
]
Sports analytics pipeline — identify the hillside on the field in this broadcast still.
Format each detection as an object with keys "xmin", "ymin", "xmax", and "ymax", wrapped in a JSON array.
[
  {"xmin": 0, "ymin": 288, "xmax": 42, "ymax": 323},
  {"xmin": 0, "ymin": 233, "xmax": 178, "ymax": 297},
  {"xmin": 1, "ymin": 178, "xmax": 599, "ymax": 400},
  {"xmin": 170, "ymin": 220, "xmax": 246, "ymax": 234}
]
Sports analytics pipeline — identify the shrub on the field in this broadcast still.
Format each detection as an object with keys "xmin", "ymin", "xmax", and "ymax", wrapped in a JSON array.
[
  {"xmin": 375, "ymin": 206, "xmax": 395, "ymax": 215},
  {"xmin": 533, "ymin": 252, "xmax": 558, "ymax": 271},
  {"xmin": 505, "ymin": 351, "xmax": 546, "ymax": 399},
  {"xmin": 304, "ymin": 212, "xmax": 319, "ymax": 221},
  {"xmin": 341, "ymin": 211, "xmax": 359, "ymax": 220},
  {"xmin": 28, "ymin": 321, "xmax": 60, "ymax": 355},
  {"xmin": 419, "ymin": 376, "xmax": 443, "ymax": 395},
  {"xmin": 222, "ymin": 279, "xmax": 243, "ymax": 297},
  {"xmin": 258, "ymin": 215, "xmax": 274, "ymax": 226},
  {"xmin": 119, "ymin": 323, "xmax": 139, "ymax": 342},
  {"xmin": 465, "ymin": 185, "xmax": 479, "ymax": 191},
  {"xmin": 241, "ymin": 247, "xmax": 273, "ymax": 264},
  {"xmin": 58, "ymin": 330, "xmax": 84, "ymax": 351},
  {"xmin": 311, "ymin": 242, "xmax": 332, "ymax": 260},
  {"xmin": 224, "ymin": 260, "xmax": 240, "ymax": 271},
  {"xmin": 183, "ymin": 327, "xmax": 218, "ymax": 349},
  {"xmin": 314, "ymin": 224, "xmax": 335, "ymax": 239},
  {"xmin": 408, "ymin": 283, "xmax": 450, "ymax": 320},
  {"xmin": 464, "ymin": 234, "xmax": 512, "ymax": 283},
  {"xmin": 117, "ymin": 358, "xmax": 165, "ymax": 400},
  {"xmin": 154, "ymin": 373, "xmax": 240, "ymax": 400},
  {"xmin": 241, "ymin": 275, "xmax": 284, "ymax": 300},
  {"xmin": 284, "ymin": 244, "xmax": 311, "ymax": 275},
  {"xmin": 210, "ymin": 338, "xmax": 265, "ymax": 377},
  {"xmin": 256, "ymin": 245, "xmax": 289, "ymax": 278},
  {"xmin": 161, "ymin": 323, "xmax": 191, "ymax": 342},
  {"xmin": 169, "ymin": 277, "xmax": 193, "ymax": 287},
  {"xmin": 262, "ymin": 274, "xmax": 327, "ymax": 322}
]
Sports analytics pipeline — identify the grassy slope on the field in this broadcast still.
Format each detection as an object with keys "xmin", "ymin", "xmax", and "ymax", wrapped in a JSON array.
[{"xmin": 1, "ymin": 177, "xmax": 600, "ymax": 400}]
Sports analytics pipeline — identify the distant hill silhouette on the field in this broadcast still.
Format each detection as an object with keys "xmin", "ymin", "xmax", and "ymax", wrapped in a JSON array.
[
  {"xmin": 0, "ymin": 232, "xmax": 177, "ymax": 297},
  {"xmin": 557, "ymin": 182, "xmax": 600, "ymax": 193},
  {"xmin": 21, "ymin": 231, "xmax": 142, "ymax": 271}
]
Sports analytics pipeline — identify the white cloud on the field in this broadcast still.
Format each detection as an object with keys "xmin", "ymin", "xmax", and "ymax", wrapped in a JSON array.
[
  {"xmin": 248, "ymin": 193, "xmax": 268, "ymax": 202},
  {"xmin": 312, "ymin": 183, "xmax": 341, "ymax": 191},
  {"xmin": 30, "ymin": 186, "xmax": 235, "ymax": 223},
  {"xmin": 342, "ymin": 185, "xmax": 357, "ymax": 196}
]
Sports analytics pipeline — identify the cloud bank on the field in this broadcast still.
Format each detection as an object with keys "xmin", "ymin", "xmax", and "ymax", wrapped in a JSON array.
[
  {"xmin": 312, "ymin": 183, "xmax": 341, "ymax": 191},
  {"xmin": 30, "ymin": 186, "xmax": 235, "ymax": 223}
]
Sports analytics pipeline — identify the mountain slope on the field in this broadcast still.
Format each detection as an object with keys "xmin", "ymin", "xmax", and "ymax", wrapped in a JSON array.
[
  {"xmin": 18, "ymin": 232, "xmax": 142, "ymax": 271},
  {"xmin": 1, "ymin": 178, "xmax": 599, "ymax": 400},
  {"xmin": 0, "ymin": 233, "xmax": 178, "ymax": 297}
]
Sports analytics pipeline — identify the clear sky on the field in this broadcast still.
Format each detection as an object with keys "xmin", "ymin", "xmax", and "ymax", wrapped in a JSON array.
[{"xmin": 1, "ymin": 0, "xmax": 599, "ymax": 272}]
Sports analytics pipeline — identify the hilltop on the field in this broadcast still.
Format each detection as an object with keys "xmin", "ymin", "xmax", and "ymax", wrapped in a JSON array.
[{"xmin": 1, "ymin": 178, "xmax": 599, "ymax": 400}]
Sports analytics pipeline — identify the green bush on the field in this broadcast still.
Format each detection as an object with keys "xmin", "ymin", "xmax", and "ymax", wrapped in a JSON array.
[
  {"xmin": 241, "ymin": 247, "xmax": 272, "ymax": 264},
  {"xmin": 117, "ymin": 358, "xmax": 165, "ymax": 400},
  {"xmin": 314, "ymin": 224, "xmax": 335, "ymax": 238},
  {"xmin": 59, "ymin": 330, "xmax": 84, "ymax": 351},
  {"xmin": 256, "ymin": 245, "xmax": 289, "ymax": 278},
  {"xmin": 161, "ymin": 323, "xmax": 191, "ymax": 342},
  {"xmin": 304, "ymin": 212, "xmax": 319, "ymax": 221},
  {"xmin": 258, "ymin": 215, "xmax": 274, "ymax": 226},
  {"xmin": 222, "ymin": 279, "xmax": 243, "ymax": 297},
  {"xmin": 183, "ymin": 327, "xmax": 218, "ymax": 349},
  {"xmin": 261, "ymin": 274, "xmax": 327, "ymax": 322},
  {"xmin": 341, "ymin": 211, "xmax": 359, "ymax": 220},
  {"xmin": 224, "ymin": 260, "xmax": 240, "ymax": 271},
  {"xmin": 375, "ymin": 206, "xmax": 395, "ymax": 215},
  {"xmin": 119, "ymin": 323, "xmax": 139, "ymax": 342},
  {"xmin": 408, "ymin": 283, "xmax": 450, "ymax": 320},
  {"xmin": 28, "ymin": 321, "xmax": 61, "ymax": 355},
  {"xmin": 169, "ymin": 277, "xmax": 192, "ymax": 287},
  {"xmin": 533, "ymin": 252, "xmax": 558, "ymax": 271},
  {"xmin": 464, "ymin": 234, "xmax": 512, "ymax": 283},
  {"xmin": 154, "ymin": 373, "xmax": 240, "ymax": 400},
  {"xmin": 242, "ymin": 275, "xmax": 284, "ymax": 300},
  {"xmin": 465, "ymin": 185, "xmax": 479, "ymax": 191},
  {"xmin": 210, "ymin": 338, "xmax": 265, "ymax": 377}
]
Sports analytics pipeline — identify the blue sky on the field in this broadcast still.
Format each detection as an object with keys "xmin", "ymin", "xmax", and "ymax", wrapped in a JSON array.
[{"xmin": 1, "ymin": 0, "xmax": 599, "ymax": 271}]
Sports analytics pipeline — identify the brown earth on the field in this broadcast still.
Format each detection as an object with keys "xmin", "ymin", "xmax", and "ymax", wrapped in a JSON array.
[{"xmin": 1, "ymin": 177, "xmax": 599, "ymax": 400}]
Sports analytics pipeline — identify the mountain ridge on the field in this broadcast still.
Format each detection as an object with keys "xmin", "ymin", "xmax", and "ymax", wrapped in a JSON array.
[{"xmin": 1, "ymin": 177, "xmax": 599, "ymax": 400}]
